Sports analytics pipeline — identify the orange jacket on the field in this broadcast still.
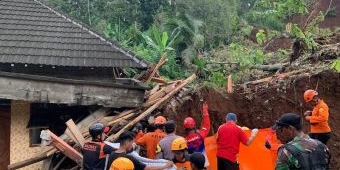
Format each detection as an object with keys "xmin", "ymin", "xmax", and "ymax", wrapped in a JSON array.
[
  {"xmin": 175, "ymin": 161, "xmax": 192, "ymax": 170},
  {"xmin": 309, "ymin": 100, "xmax": 331, "ymax": 133},
  {"xmin": 136, "ymin": 129, "xmax": 166, "ymax": 159}
]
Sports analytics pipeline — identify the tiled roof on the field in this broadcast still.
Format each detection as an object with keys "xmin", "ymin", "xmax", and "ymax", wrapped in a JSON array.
[{"xmin": 0, "ymin": 0, "xmax": 148, "ymax": 68}]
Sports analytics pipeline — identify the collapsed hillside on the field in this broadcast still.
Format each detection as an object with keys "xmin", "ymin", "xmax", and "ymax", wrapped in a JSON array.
[{"xmin": 161, "ymin": 38, "xmax": 340, "ymax": 168}]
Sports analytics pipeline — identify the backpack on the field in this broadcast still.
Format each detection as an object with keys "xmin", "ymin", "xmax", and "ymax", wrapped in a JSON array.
[{"xmin": 284, "ymin": 140, "xmax": 330, "ymax": 170}]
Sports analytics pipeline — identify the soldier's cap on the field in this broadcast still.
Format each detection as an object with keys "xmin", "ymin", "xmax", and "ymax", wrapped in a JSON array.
[{"xmin": 272, "ymin": 113, "xmax": 302, "ymax": 130}]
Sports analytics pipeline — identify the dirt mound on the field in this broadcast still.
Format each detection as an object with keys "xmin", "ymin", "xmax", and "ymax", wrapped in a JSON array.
[{"xmin": 162, "ymin": 69, "xmax": 340, "ymax": 168}]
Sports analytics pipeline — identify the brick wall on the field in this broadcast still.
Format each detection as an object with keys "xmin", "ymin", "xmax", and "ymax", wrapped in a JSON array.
[{"xmin": 10, "ymin": 100, "xmax": 42, "ymax": 170}]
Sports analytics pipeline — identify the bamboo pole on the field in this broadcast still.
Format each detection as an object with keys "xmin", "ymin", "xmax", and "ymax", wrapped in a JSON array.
[{"xmin": 106, "ymin": 74, "xmax": 196, "ymax": 142}]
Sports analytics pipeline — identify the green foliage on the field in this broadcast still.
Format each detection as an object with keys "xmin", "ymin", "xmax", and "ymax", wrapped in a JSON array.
[
  {"xmin": 141, "ymin": 25, "xmax": 180, "ymax": 58},
  {"xmin": 176, "ymin": 0, "xmax": 239, "ymax": 47},
  {"xmin": 245, "ymin": 0, "xmax": 310, "ymax": 30},
  {"xmin": 256, "ymin": 29, "xmax": 266, "ymax": 45},
  {"xmin": 229, "ymin": 43, "xmax": 265, "ymax": 69},
  {"xmin": 331, "ymin": 60, "xmax": 340, "ymax": 72},
  {"xmin": 203, "ymin": 71, "xmax": 226, "ymax": 87},
  {"xmin": 287, "ymin": 23, "xmax": 318, "ymax": 50}
]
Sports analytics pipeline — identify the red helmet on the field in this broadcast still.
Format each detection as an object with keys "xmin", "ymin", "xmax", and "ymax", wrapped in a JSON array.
[{"xmin": 183, "ymin": 117, "xmax": 195, "ymax": 129}]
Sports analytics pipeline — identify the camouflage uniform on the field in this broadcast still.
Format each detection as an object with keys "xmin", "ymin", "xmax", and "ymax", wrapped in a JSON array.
[{"xmin": 275, "ymin": 133, "xmax": 324, "ymax": 170}]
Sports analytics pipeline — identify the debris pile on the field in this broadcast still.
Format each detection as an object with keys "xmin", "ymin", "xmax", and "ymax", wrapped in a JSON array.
[{"xmin": 7, "ymin": 55, "xmax": 196, "ymax": 170}]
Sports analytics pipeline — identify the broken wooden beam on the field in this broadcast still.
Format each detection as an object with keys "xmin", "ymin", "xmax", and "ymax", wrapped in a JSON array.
[
  {"xmin": 7, "ymin": 147, "xmax": 57, "ymax": 170},
  {"xmin": 46, "ymin": 130, "xmax": 83, "ymax": 164},
  {"xmin": 145, "ymin": 54, "xmax": 168, "ymax": 82},
  {"xmin": 8, "ymin": 154, "xmax": 51, "ymax": 170},
  {"xmin": 106, "ymin": 74, "xmax": 197, "ymax": 142}
]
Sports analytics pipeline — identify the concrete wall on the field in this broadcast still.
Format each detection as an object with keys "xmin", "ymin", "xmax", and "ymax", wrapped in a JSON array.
[{"xmin": 10, "ymin": 100, "xmax": 42, "ymax": 170}]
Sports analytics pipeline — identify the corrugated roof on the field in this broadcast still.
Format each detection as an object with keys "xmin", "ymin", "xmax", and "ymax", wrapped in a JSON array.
[{"xmin": 0, "ymin": 0, "xmax": 148, "ymax": 68}]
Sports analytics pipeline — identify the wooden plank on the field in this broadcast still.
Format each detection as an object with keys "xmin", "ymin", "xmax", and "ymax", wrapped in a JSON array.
[
  {"xmin": 64, "ymin": 128, "xmax": 78, "ymax": 144},
  {"xmin": 47, "ymin": 130, "xmax": 83, "ymax": 164},
  {"xmin": 107, "ymin": 74, "xmax": 197, "ymax": 141},
  {"xmin": 65, "ymin": 119, "xmax": 86, "ymax": 147},
  {"xmin": 75, "ymin": 108, "xmax": 111, "ymax": 134}
]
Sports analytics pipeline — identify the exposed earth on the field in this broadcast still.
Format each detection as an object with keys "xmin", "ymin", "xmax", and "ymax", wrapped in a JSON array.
[{"xmin": 161, "ymin": 0, "xmax": 340, "ymax": 168}]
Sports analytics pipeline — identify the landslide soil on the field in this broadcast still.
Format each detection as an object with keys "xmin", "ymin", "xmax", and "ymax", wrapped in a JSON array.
[
  {"xmin": 162, "ymin": 70, "xmax": 340, "ymax": 169},
  {"xmin": 264, "ymin": 0, "xmax": 340, "ymax": 52}
]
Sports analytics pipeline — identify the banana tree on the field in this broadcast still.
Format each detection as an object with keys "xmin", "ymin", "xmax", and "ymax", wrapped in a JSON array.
[{"xmin": 141, "ymin": 25, "xmax": 180, "ymax": 59}]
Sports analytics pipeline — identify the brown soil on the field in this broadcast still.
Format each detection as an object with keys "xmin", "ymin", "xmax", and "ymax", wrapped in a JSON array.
[
  {"xmin": 264, "ymin": 0, "xmax": 340, "ymax": 52},
  {"xmin": 162, "ymin": 69, "xmax": 340, "ymax": 168}
]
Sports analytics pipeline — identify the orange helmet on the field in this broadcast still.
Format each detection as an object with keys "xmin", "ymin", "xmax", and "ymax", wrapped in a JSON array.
[
  {"xmin": 110, "ymin": 157, "xmax": 134, "ymax": 170},
  {"xmin": 154, "ymin": 116, "xmax": 166, "ymax": 125},
  {"xmin": 171, "ymin": 137, "xmax": 187, "ymax": 151},
  {"xmin": 304, "ymin": 89, "xmax": 318, "ymax": 102}
]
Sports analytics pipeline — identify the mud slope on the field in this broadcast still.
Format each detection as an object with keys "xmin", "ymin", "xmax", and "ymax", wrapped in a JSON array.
[
  {"xmin": 265, "ymin": 0, "xmax": 340, "ymax": 52},
  {"xmin": 162, "ymin": 69, "xmax": 340, "ymax": 168}
]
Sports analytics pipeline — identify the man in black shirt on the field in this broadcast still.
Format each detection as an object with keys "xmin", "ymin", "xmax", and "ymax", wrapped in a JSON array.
[
  {"xmin": 107, "ymin": 131, "xmax": 174, "ymax": 170},
  {"xmin": 82, "ymin": 123, "xmax": 114, "ymax": 170}
]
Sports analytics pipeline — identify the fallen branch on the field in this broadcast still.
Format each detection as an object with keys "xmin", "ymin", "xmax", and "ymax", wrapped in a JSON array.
[
  {"xmin": 106, "ymin": 74, "xmax": 197, "ymax": 141},
  {"xmin": 250, "ymin": 62, "xmax": 289, "ymax": 71},
  {"xmin": 244, "ymin": 70, "xmax": 306, "ymax": 85}
]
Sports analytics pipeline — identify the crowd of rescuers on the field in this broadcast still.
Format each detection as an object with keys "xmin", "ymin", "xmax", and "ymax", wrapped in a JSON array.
[{"xmin": 82, "ymin": 89, "xmax": 331, "ymax": 170}]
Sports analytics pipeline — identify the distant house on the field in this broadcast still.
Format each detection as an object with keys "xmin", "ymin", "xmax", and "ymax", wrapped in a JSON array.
[{"xmin": 0, "ymin": 0, "xmax": 149, "ymax": 169}]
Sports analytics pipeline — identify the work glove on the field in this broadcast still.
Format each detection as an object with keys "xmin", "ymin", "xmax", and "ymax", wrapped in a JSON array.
[
  {"xmin": 265, "ymin": 141, "xmax": 271, "ymax": 149},
  {"xmin": 202, "ymin": 103, "xmax": 209, "ymax": 116},
  {"xmin": 251, "ymin": 128, "xmax": 259, "ymax": 137}
]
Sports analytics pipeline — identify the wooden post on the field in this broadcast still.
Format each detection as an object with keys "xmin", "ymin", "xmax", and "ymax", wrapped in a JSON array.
[{"xmin": 106, "ymin": 74, "xmax": 196, "ymax": 141}]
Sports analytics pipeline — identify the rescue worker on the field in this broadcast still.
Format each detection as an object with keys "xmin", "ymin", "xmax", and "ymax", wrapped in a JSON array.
[
  {"xmin": 82, "ymin": 123, "xmax": 114, "ymax": 170},
  {"xmin": 136, "ymin": 116, "xmax": 167, "ymax": 159},
  {"xmin": 107, "ymin": 131, "xmax": 174, "ymax": 170},
  {"xmin": 171, "ymin": 137, "xmax": 192, "ymax": 170},
  {"xmin": 109, "ymin": 157, "xmax": 134, "ymax": 170},
  {"xmin": 216, "ymin": 113, "xmax": 258, "ymax": 170},
  {"xmin": 183, "ymin": 103, "xmax": 210, "ymax": 163},
  {"xmin": 273, "ymin": 113, "xmax": 330, "ymax": 170},
  {"xmin": 156, "ymin": 120, "xmax": 181, "ymax": 160},
  {"xmin": 190, "ymin": 152, "xmax": 206, "ymax": 170},
  {"xmin": 303, "ymin": 89, "xmax": 331, "ymax": 145}
]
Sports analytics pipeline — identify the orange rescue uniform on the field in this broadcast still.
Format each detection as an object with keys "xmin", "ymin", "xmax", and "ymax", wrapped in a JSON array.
[
  {"xmin": 175, "ymin": 161, "xmax": 192, "ymax": 170},
  {"xmin": 309, "ymin": 100, "xmax": 331, "ymax": 133},
  {"xmin": 136, "ymin": 129, "xmax": 166, "ymax": 159}
]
